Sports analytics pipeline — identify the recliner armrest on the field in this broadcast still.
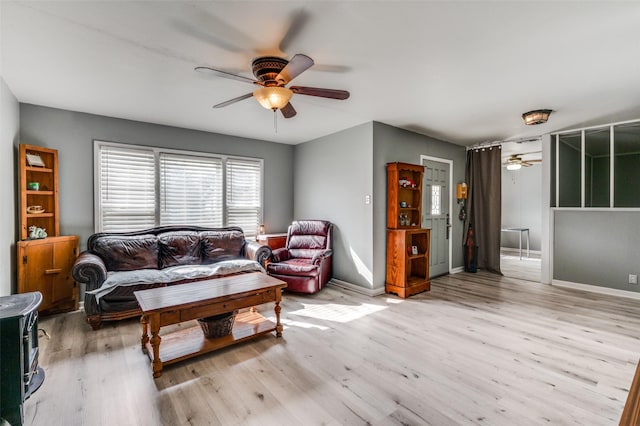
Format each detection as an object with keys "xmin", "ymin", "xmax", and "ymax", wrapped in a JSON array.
[
  {"xmin": 72, "ymin": 252, "xmax": 108, "ymax": 292},
  {"xmin": 311, "ymin": 249, "xmax": 333, "ymax": 265},
  {"xmin": 243, "ymin": 240, "xmax": 272, "ymax": 268},
  {"xmin": 271, "ymin": 248, "xmax": 291, "ymax": 263}
]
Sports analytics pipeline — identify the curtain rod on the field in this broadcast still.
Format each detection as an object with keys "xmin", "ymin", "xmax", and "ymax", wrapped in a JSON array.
[
  {"xmin": 466, "ymin": 136, "xmax": 542, "ymax": 151},
  {"xmin": 466, "ymin": 141, "xmax": 502, "ymax": 151}
]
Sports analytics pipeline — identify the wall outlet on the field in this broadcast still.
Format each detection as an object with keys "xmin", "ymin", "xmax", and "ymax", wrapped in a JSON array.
[
  {"xmin": 629, "ymin": 274, "xmax": 638, "ymax": 285},
  {"xmin": 365, "ymin": 195, "xmax": 371, "ymax": 205}
]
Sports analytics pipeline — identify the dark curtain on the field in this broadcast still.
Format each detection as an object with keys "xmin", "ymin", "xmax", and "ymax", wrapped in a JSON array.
[{"xmin": 463, "ymin": 146, "xmax": 502, "ymax": 274}]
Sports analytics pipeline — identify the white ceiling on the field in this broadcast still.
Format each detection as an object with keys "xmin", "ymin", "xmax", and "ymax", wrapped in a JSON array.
[{"xmin": 3, "ymin": 1, "xmax": 640, "ymax": 146}]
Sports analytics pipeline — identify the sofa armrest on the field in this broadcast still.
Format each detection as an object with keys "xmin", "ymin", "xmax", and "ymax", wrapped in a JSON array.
[
  {"xmin": 311, "ymin": 249, "xmax": 333, "ymax": 266},
  {"xmin": 72, "ymin": 252, "xmax": 107, "ymax": 292},
  {"xmin": 243, "ymin": 240, "xmax": 272, "ymax": 267},
  {"xmin": 271, "ymin": 248, "xmax": 291, "ymax": 263}
]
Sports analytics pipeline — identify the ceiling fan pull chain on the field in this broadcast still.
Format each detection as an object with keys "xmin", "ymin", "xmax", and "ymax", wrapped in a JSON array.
[{"xmin": 274, "ymin": 109, "xmax": 278, "ymax": 133}]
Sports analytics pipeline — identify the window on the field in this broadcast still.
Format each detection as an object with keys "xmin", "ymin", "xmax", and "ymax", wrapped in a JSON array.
[
  {"xmin": 95, "ymin": 142, "xmax": 263, "ymax": 237},
  {"xmin": 552, "ymin": 119, "xmax": 640, "ymax": 208},
  {"xmin": 431, "ymin": 185, "xmax": 441, "ymax": 215}
]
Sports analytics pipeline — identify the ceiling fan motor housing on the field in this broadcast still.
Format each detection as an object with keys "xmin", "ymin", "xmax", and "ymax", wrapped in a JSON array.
[{"xmin": 252, "ymin": 56, "xmax": 288, "ymax": 85}]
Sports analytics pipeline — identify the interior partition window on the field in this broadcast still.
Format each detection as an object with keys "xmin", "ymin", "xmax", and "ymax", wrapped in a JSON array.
[
  {"xmin": 552, "ymin": 119, "xmax": 640, "ymax": 209},
  {"xmin": 95, "ymin": 141, "xmax": 263, "ymax": 237}
]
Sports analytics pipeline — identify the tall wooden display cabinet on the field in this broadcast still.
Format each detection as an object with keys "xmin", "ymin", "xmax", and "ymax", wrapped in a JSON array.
[
  {"xmin": 385, "ymin": 162, "xmax": 430, "ymax": 298},
  {"xmin": 17, "ymin": 144, "xmax": 79, "ymax": 313}
]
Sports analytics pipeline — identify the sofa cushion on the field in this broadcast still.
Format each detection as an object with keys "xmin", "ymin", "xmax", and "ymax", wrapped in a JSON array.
[
  {"xmin": 91, "ymin": 234, "xmax": 159, "ymax": 271},
  {"xmin": 200, "ymin": 230, "xmax": 245, "ymax": 264},
  {"xmin": 158, "ymin": 231, "xmax": 201, "ymax": 268},
  {"xmin": 267, "ymin": 259, "xmax": 319, "ymax": 277}
]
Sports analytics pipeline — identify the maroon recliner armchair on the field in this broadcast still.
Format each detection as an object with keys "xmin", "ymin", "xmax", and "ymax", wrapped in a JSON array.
[{"xmin": 267, "ymin": 220, "xmax": 333, "ymax": 294}]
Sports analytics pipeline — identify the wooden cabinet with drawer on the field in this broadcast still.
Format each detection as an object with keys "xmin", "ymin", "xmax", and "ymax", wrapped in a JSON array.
[{"xmin": 17, "ymin": 235, "xmax": 79, "ymax": 314}]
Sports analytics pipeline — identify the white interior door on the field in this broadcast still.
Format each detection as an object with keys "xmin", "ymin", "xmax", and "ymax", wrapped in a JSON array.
[{"xmin": 422, "ymin": 157, "xmax": 451, "ymax": 277}]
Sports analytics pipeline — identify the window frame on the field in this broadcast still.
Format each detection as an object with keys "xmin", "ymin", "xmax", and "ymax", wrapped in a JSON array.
[
  {"xmin": 94, "ymin": 140, "xmax": 264, "ymax": 235},
  {"xmin": 552, "ymin": 118, "xmax": 640, "ymax": 211}
]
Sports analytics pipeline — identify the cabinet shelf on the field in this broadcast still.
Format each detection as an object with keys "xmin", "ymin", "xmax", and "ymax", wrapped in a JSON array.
[
  {"xmin": 406, "ymin": 276, "xmax": 428, "ymax": 286},
  {"xmin": 26, "ymin": 190, "xmax": 54, "ymax": 196},
  {"xmin": 25, "ymin": 166, "xmax": 53, "ymax": 173},
  {"xmin": 26, "ymin": 213, "xmax": 54, "ymax": 218}
]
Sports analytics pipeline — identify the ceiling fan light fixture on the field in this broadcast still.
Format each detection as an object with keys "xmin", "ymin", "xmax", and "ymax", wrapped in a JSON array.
[
  {"xmin": 506, "ymin": 163, "xmax": 522, "ymax": 171},
  {"xmin": 254, "ymin": 86, "xmax": 293, "ymax": 111},
  {"xmin": 522, "ymin": 109, "xmax": 552, "ymax": 125}
]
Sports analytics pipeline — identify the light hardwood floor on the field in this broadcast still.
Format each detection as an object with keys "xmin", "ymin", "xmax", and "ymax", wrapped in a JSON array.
[
  {"xmin": 26, "ymin": 271, "xmax": 640, "ymax": 425},
  {"xmin": 501, "ymin": 249, "xmax": 541, "ymax": 283}
]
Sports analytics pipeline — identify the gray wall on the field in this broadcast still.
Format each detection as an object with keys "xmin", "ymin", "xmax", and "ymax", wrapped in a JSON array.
[
  {"xmin": 501, "ymin": 164, "xmax": 542, "ymax": 251},
  {"xmin": 293, "ymin": 123, "xmax": 374, "ymax": 288},
  {"xmin": 0, "ymin": 77, "xmax": 19, "ymax": 296},
  {"xmin": 19, "ymin": 104, "xmax": 295, "ymax": 251},
  {"xmin": 554, "ymin": 210, "xmax": 640, "ymax": 292},
  {"xmin": 372, "ymin": 122, "xmax": 467, "ymax": 284},
  {"xmin": 294, "ymin": 121, "xmax": 465, "ymax": 291}
]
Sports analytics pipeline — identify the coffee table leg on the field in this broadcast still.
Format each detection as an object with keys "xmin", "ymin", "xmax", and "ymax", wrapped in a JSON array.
[
  {"xmin": 149, "ymin": 315, "xmax": 162, "ymax": 378},
  {"xmin": 140, "ymin": 314, "xmax": 149, "ymax": 354},
  {"xmin": 274, "ymin": 301, "xmax": 283, "ymax": 337}
]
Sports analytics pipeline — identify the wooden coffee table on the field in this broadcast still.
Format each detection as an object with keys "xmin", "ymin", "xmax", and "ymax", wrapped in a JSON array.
[{"xmin": 134, "ymin": 272, "xmax": 287, "ymax": 378}]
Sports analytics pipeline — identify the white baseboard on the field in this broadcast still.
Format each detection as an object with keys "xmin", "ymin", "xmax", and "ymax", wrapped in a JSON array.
[
  {"xmin": 328, "ymin": 278, "xmax": 386, "ymax": 297},
  {"xmin": 450, "ymin": 266, "xmax": 465, "ymax": 274},
  {"xmin": 552, "ymin": 279, "xmax": 640, "ymax": 300}
]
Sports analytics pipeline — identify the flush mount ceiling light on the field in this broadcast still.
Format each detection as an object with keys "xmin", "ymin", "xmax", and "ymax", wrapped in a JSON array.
[
  {"xmin": 253, "ymin": 86, "xmax": 293, "ymax": 111},
  {"xmin": 522, "ymin": 109, "xmax": 552, "ymax": 125}
]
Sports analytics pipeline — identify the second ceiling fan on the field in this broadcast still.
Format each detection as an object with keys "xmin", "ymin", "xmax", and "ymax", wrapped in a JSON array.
[
  {"xmin": 504, "ymin": 153, "xmax": 542, "ymax": 170},
  {"xmin": 196, "ymin": 53, "xmax": 350, "ymax": 119}
]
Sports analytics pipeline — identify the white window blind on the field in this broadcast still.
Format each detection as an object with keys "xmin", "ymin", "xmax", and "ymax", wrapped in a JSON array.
[
  {"xmin": 226, "ymin": 158, "xmax": 262, "ymax": 238},
  {"xmin": 98, "ymin": 145, "xmax": 156, "ymax": 232},
  {"xmin": 160, "ymin": 153, "xmax": 223, "ymax": 227},
  {"xmin": 95, "ymin": 142, "xmax": 263, "ymax": 235}
]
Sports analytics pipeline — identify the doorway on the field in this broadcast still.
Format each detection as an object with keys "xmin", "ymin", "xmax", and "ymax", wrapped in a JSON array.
[
  {"xmin": 500, "ymin": 141, "xmax": 542, "ymax": 282},
  {"xmin": 421, "ymin": 156, "xmax": 452, "ymax": 277}
]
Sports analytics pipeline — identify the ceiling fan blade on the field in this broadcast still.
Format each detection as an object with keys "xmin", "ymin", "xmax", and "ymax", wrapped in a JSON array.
[
  {"xmin": 195, "ymin": 66, "xmax": 259, "ymax": 85},
  {"xmin": 290, "ymin": 86, "xmax": 350, "ymax": 100},
  {"xmin": 278, "ymin": 9, "xmax": 311, "ymax": 53},
  {"xmin": 213, "ymin": 93, "xmax": 254, "ymax": 108},
  {"xmin": 276, "ymin": 54, "xmax": 314, "ymax": 84},
  {"xmin": 281, "ymin": 102, "xmax": 297, "ymax": 119}
]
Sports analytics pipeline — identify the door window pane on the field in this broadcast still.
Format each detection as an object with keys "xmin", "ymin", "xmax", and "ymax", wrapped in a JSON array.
[{"xmin": 431, "ymin": 185, "xmax": 441, "ymax": 215}]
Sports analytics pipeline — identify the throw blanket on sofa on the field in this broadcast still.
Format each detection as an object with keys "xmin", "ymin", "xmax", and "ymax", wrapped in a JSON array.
[{"xmin": 87, "ymin": 259, "xmax": 264, "ymax": 302}]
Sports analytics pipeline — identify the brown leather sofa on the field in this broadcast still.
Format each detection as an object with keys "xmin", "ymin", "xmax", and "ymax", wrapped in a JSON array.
[
  {"xmin": 267, "ymin": 220, "xmax": 333, "ymax": 294},
  {"xmin": 72, "ymin": 226, "xmax": 271, "ymax": 330}
]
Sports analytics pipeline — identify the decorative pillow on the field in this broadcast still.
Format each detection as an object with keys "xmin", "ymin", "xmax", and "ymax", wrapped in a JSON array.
[
  {"xmin": 158, "ymin": 231, "xmax": 202, "ymax": 268},
  {"xmin": 91, "ymin": 235, "xmax": 159, "ymax": 271}
]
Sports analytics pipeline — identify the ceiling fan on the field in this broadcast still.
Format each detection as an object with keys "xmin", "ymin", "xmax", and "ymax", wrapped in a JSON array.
[
  {"xmin": 503, "ymin": 154, "xmax": 542, "ymax": 170},
  {"xmin": 195, "ymin": 54, "xmax": 350, "ymax": 118}
]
